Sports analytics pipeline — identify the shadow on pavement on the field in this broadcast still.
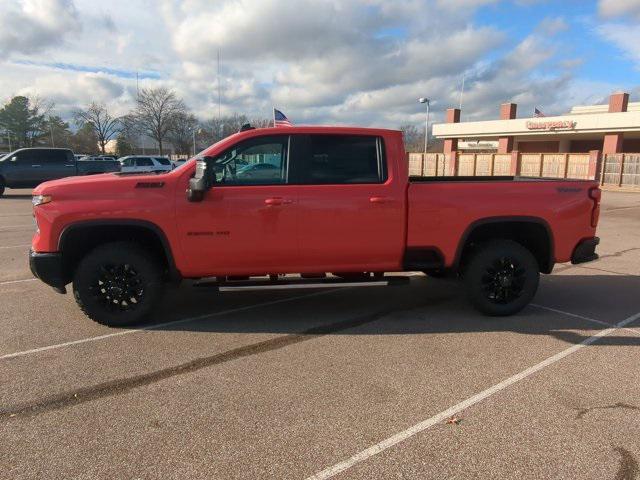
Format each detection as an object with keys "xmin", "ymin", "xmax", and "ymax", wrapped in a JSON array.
[
  {"xmin": 0, "ymin": 194, "xmax": 32, "ymax": 200},
  {"xmin": 138, "ymin": 274, "xmax": 640, "ymax": 347}
]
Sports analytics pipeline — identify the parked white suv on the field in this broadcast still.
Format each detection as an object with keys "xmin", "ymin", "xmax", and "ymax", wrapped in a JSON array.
[{"xmin": 119, "ymin": 156, "xmax": 173, "ymax": 173}]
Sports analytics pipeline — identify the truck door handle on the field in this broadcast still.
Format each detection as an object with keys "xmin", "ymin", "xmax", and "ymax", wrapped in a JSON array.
[
  {"xmin": 264, "ymin": 197, "xmax": 292, "ymax": 206},
  {"xmin": 64, "ymin": 164, "xmax": 74, "ymax": 167},
  {"xmin": 31, "ymin": 165, "xmax": 41, "ymax": 168},
  {"xmin": 369, "ymin": 196, "xmax": 391, "ymax": 204}
]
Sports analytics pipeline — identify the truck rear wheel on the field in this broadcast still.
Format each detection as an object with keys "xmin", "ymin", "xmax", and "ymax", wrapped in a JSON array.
[
  {"xmin": 0, "ymin": 177, "xmax": 5, "ymax": 197},
  {"xmin": 464, "ymin": 240, "xmax": 539, "ymax": 316},
  {"xmin": 73, "ymin": 242, "xmax": 164, "ymax": 327}
]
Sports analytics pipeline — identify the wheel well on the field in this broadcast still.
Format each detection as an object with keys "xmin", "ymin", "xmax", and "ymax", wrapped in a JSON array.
[
  {"xmin": 59, "ymin": 223, "xmax": 176, "ymax": 283},
  {"xmin": 458, "ymin": 220, "xmax": 553, "ymax": 273}
]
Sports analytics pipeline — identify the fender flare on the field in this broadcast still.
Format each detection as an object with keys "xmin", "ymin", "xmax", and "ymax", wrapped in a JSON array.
[
  {"xmin": 58, "ymin": 219, "xmax": 181, "ymax": 280},
  {"xmin": 453, "ymin": 215, "xmax": 555, "ymax": 272}
]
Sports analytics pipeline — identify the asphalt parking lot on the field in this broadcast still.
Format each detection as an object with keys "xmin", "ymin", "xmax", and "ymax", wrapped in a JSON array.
[{"xmin": 1, "ymin": 188, "xmax": 639, "ymax": 479}]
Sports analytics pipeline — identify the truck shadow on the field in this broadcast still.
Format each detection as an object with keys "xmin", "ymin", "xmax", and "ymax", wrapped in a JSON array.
[
  {"xmin": 146, "ymin": 273, "xmax": 640, "ymax": 347},
  {"xmin": 0, "ymin": 194, "xmax": 32, "ymax": 199}
]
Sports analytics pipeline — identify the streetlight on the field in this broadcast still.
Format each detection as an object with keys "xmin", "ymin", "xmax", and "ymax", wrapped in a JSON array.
[
  {"xmin": 192, "ymin": 128, "xmax": 204, "ymax": 156},
  {"xmin": 418, "ymin": 97, "xmax": 430, "ymax": 155}
]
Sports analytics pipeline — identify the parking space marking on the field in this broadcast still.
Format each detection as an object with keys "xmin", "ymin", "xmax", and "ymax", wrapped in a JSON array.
[
  {"xmin": 531, "ymin": 303, "xmax": 640, "ymax": 336},
  {"xmin": 306, "ymin": 309, "xmax": 640, "ymax": 480},
  {"xmin": 0, "ymin": 278, "xmax": 36, "ymax": 286},
  {"xmin": 0, "ymin": 289, "xmax": 339, "ymax": 361},
  {"xmin": 0, "ymin": 244, "xmax": 31, "ymax": 250}
]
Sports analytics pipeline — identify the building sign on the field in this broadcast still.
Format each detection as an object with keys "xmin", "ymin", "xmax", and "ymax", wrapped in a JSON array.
[{"xmin": 526, "ymin": 120, "xmax": 577, "ymax": 131}]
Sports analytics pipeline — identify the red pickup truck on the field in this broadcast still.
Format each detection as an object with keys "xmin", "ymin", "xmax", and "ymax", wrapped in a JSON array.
[{"xmin": 30, "ymin": 126, "xmax": 600, "ymax": 326}]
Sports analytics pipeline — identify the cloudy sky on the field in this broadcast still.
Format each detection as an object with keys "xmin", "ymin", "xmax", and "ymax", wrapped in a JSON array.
[{"xmin": 0, "ymin": 0, "xmax": 639, "ymax": 128}]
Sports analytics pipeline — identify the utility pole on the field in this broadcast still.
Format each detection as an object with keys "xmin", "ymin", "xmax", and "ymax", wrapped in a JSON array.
[
  {"xmin": 217, "ymin": 49, "xmax": 221, "ymax": 121},
  {"xmin": 418, "ymin": 98, "xmax": 430, "ymax": 154},
  {"xmin": 459, "ymin": 72, "xmax": 466, "ymax": 110},
  {"xmin": 49, "ymin": 119, "xmax": 55, "ymax": 147}
]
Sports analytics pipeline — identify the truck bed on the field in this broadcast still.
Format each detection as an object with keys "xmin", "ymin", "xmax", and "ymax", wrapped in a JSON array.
[
  {"xmin": 409, "ymin": 175, "xmax": 595, "ymax": 183},
  {"xmin": 406, "ymin": 177, "xmax": 599, "ymax": 269}
]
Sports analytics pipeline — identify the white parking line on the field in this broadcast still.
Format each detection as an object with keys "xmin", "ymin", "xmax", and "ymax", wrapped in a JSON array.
[
  {"xmin": 0, "ymin": 289, "xmax": 338, "ymax": 361},
  {"xmin": 0, "ymin": 244, "xmax": 31, "ymax": 250},
  {"xmin": 306, "ymin": 310, "xmax": 640, "ymax": 480},
  {"xmin": 0, "ymin": 278, "xmax": 36, "ymax": 286},
  {"xmin": 531, "ymin": 303, "xmax": 640, "ymax": 336}
]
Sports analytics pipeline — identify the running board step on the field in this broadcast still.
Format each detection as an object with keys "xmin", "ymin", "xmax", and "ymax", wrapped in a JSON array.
[{"xmin": 194, "ymin": 275, "xmax": 411, "ymax": 292}]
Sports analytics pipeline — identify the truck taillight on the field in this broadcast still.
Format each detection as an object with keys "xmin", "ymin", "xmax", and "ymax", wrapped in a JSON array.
[{"xmin": 589, "ymin": 187, "xmax": 601, "ymax": 227}]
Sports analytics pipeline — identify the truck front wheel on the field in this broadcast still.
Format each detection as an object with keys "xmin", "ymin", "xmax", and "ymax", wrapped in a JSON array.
[
  {"xmin": 0, "ymin": 177, "xmax": 5, "ymax": 197},
  {"xmin": 73, "ymin": 242, "xmax": 164, "ymax": 327},
  {"xmin": 464, "ymin": 240, "xmax": 539, "ymax": 316}
]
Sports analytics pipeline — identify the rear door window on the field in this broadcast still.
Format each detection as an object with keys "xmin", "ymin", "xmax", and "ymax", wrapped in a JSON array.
[
  {"xmin": 37, "ymin": 150, "xmax": 67, "ymax": 164},
  {"xmin": 135, "ymin": 158, "xmax": 154, "ymax": 167},
  {"xmin": 295, "ymin": 135, "xmax": 385, "ymax": 184}
]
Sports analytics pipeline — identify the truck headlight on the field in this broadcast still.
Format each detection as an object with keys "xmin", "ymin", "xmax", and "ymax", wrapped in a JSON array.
[{"xmin": 32, "ymin": 194, "xmax": 52, "ymax": 207}]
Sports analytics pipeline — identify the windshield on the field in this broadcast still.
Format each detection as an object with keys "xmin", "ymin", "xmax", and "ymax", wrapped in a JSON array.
[{"xmin": 0, "ymin": 150, "xmax": 16, "ymax": 161}]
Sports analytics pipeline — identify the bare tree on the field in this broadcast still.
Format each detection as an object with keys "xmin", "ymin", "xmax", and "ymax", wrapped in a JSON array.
[
  {"xmin": 133, "ymin": 87, "xmax": 186, "ymax": 156},
  {"xmin": 74, "ymin": 103, "xmax": 121, "ymax": 153},
  {"xmin": 199, "ymin": 113, "xmax": 271, "ymax": 146},
  {"xmin": 399, "ymin": 124, "xmax": 424, "ymax": 153},
  {"xmin": 167, "ymin": 112, "xmax": 198, "ymax": 155}
]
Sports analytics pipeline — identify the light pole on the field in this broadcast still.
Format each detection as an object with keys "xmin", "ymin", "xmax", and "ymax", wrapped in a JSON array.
[{"xmin": 418, "ymin": 97, "xmax": 430, "ymax": 154}]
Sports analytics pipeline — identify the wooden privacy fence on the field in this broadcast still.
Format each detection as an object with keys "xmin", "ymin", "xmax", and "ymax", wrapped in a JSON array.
[
  {"xmin": 602, "ymin": 153, "xmax": 640, "ymax": 187},
  {"xmin": 407, "ymin": 153, "xmax": 449, "ymax": 176},
  {"xmin": 407, "ymin": 151, "xmax": 640, "ymax": 188},
  {"xmin": 457, "ymin": 153, "xmax": 512, "ymax": 176}
]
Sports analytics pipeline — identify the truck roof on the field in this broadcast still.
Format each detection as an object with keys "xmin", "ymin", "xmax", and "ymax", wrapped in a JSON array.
[
  {"xmin": 253, "ymin": 125, "xmax": 401, "ymax": 135},
  {"xmin": 200, "ymin": 125, "xmax": 402, "ymax": 158}
]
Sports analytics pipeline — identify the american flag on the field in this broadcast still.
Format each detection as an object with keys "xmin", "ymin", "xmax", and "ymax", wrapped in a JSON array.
[
  {"xmin": 534, "ymin": 107, "xmax": 545, "ymax": 118},
  {"xmin": 273, "ymin": 108, "xmax": 293, "ymax": 127}
]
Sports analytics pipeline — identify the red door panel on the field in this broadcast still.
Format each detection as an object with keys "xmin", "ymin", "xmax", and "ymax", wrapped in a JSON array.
[
  {"xmin": 296, "ymin": 183, "xmax": 404, "ymax": 272},
  {"xmin": 175, "ymin": 186, "xmax": 298, "ymax": 276}
]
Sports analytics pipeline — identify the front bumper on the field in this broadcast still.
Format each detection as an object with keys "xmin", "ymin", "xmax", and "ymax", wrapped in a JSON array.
[
  {"xmin": 571, "ymin": 237, "xmax": 600, "ymax": 265},
  {"xmin": 29, "ymin": 250, "xmax": 67, "ymax": 293}
]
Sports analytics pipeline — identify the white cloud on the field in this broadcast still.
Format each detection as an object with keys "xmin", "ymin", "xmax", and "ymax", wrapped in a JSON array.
[
  {"xmin": 0, "ymin": 0, "xmax": 81, "ymax": 58},
  {"xmin": 597, "ymin": 22, "xmax": 640, "ymax": 68},
  {"xmin": 0, "ymin": 0, "xmax": 590, "ymax": 132},
  {"xmin": 599, "ymin": 0, "xmax": 640, "ymax": 19},
  {"xmin": 537, "ymin": 17, "xmax": 568, "ymax": 35}
]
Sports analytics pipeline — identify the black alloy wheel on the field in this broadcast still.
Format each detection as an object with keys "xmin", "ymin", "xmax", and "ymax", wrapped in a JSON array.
[
  {"xmin": 73, "ymin": 242, "xmax": 163, "ymax": 326},
  {"xmin": 464, "ymin": 240, "xmax": 539, "ymax": 316},
  {"xmin": 92, "ymin": 263, "xmax": 145, "ymax": 312},
  {"xmin": 480, "ymin": 256, "xmax": 526, "ymax": 304}
]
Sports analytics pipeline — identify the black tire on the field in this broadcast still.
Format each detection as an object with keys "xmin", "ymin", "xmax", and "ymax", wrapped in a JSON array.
[
  {"xmin": 464, "ymin": 240, "xmax": 539, "ymax": 316},
  {"xmin": 73, "ymin": 242, "xmax": 164, "ymax": 327},
  {"xmin": 0, "ymin": 177, "xmax": 5, "ymax": 197}
]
